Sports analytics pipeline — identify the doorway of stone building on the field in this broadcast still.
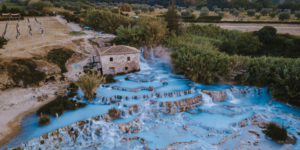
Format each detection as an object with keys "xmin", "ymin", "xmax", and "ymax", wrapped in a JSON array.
[{"xmin": 109, "ymin": 67, "xmax": 115, "ymax": 74}]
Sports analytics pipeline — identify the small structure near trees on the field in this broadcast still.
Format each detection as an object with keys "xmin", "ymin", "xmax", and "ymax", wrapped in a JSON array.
[{"xmin": 98, "ymin": 45, "xmax": 140, "ymax": 75}]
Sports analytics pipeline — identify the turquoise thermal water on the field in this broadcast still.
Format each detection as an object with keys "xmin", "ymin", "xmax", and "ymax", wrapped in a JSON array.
[{"xmin": 2, "ymin": 53, "xmax": 300, "ymax": 150}]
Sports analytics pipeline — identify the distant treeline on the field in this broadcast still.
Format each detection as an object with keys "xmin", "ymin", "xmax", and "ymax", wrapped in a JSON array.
[{"xmin": 53, "ymin": 0, "xmax": 300, "ymax": 12}]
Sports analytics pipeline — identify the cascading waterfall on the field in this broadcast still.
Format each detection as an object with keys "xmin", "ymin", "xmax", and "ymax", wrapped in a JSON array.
[
  {"xmin": 150, "ymin": 45, "xmax": 155, "ymax": 63},
  {"xmin": 225, "ymin": 89, "xmax": 240, "ymax": 104},
  {"xmin": 139, "ymin": 47, "xmax": 152, "ymax": 70},
  {"xmin": 198, "ymin": 90, "xmax": 215, "ymax": 107},
  {"xmin": 3, "ymin": 56, "xmax": 300, "ymax": 150}
]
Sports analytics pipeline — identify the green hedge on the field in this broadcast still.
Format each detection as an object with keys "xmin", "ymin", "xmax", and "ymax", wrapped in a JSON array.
[{"xmin": 182, "ymin": 16, "xmax": 222, "ymax": 22}]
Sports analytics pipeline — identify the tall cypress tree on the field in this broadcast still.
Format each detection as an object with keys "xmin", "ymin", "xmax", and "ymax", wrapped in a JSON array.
[
  {"xmin": 165, "ymin": 0, "xmax": 181, "ymax": 34},
  {"xmin": 2, "ymin": 3, "xmax": 8, "ymax": 13}
]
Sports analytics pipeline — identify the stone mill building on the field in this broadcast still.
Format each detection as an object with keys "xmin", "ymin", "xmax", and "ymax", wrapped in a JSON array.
[{"xmin": 97, "ymin": 45, "xmax": 140, "ymax": 75}]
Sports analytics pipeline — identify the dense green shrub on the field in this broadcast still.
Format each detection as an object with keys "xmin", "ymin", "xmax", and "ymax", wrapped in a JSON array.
[
  {"xmin": 7, "ymin": 59, "xmax": 46, "ymax": 87},
  {"xmin": 200, "ymin": 7, "xmax": 209, "ymax": 16},
  {"xmin": 255, "ymin": 14, "xmax": 261, "ymax": 19},
  {"xmin": 218, "ymin": 12, "xmax": 225, "ymax": 17},
  {"xmin": 264, "ymin": 122, "xmax": 287, "ymax": 141},
  {"xmin": 219, "ymin": 39, "xmax": 237, "ymax": 55},
  {"xmin": 141, "ymin": 6, "xmax": 149, "ymax": 13},
  {"xmin": 36, "ymin": 96, "xmax": 87, "ymax": 117},
  {"xmin": 269, "ymin": 12, "xmax": 276, "ymax": 18},
  {"xmin": 108, "ymin": 107, "xmax": 119, "ymax": 119},
  {"xmin": 232, "ymin": 9, "xmax": 239, "ymax": 17},
  {"xmin": 54, "ymin": 2, "xmax": 62, "ymax": 8},
  {"xmin": 114, "ymin": 17, "xmax": 168, "ymax": 47},
  {"xmin": 33, "ymin": 1, "xmax": 53, "ymax": 11},
  {"xmin": 260, "ymin": 8, "xmax": 269, "ymax": 16},
  {"xmin": 28, "ymin": 9, "xmax": 40, "ymax": 16},
  {"xmin": 278, "ymin": 12, "xmax": 290, "ymax": 21},
  {"xmin": 135, "ymin": 10, "xmax": 140, "ymax": 15},
  {"xmin": 105, "ymin": 74, "xmax": 116, "ymax": 83},
  {"xmin": 0, "ymin": 37, "xmax": 8, "ymax": 48},
  {"xmin": 112, "ymin": 8, "xmax": 119, "ymax": 13},
  {"xmin": 181, "ymin": 10, "xmax": 192, "ymax": 17},
  {"xmin": 85, "ymin": 10, "xmax": 133, "ymax": 34},
  {"xmin": 149, "ymin": 6, "xmax": 155, "ymax": 12},
  {"xmin": 253, "ymin": 26, "xmax": 300, "ymax": 58},
  {"xmin": 46, "ymin": 49, "xmax": 73, "ymax": 73},
  {"xmin": 197, "ymin": 16, "xmax": 222, "ymax": 21},
  {"xmin": 237, "ymin": 32, "xmax": 263, "ymax": 55},
  {"xmin": 247, "ymin": 9, "xmax": 255, "ymax": 16},
  {"xmin": 295, "ymin": 11, "xmax": 300, "ymax": 19},
  {"xmin": 38, "ymin": 116, "xmax": 50, "ymax": 126}
]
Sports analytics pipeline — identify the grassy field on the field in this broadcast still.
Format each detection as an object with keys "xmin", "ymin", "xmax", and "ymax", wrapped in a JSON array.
[{"xmin": 0, "ymin": 2, "xmax": 29, "ymax": 11}]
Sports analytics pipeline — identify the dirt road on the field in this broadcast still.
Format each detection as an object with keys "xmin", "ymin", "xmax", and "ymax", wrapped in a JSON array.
[{"xmin": 195, "ymin": 23, "xmax": 300, "ymax": 35}]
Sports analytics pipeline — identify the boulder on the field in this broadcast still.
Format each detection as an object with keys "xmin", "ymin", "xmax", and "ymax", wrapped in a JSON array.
[{"xmin": 240, "ymin": 122, "xmax": 246, "ymax": 127}]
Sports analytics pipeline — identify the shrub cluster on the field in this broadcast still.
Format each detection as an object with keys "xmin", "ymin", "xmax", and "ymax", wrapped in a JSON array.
[
  {"xmin": 67, "ymin": 83, "xmax": 79, "ymax": 98},
  {"xmin": 263, "ymin": 122, "xmax": 287, "ymax": 141},
  {"xmin": 105, "ymin": 74, "xmax": 116, "ymax": 83},
  {"xmin": 85, "ymin": 10, "xmax": 133, "ymax": 34},
  {"xmin": 36, "ymin": 96, "xmax": 87, "ymax": 117},
  {"xmin": 46, "ymin": 49, "xmax": 74, "ymax": 73},
  {"xmin": 108, "ymin": 107, "xmax": 120, "ymax": 119},
  {"xmin": 38, "ymin": 116, "xmax": 51, "ymax": 126},
  {"xmin": 6, "ymin": 59, "xmax": 46, "ymax": 87}
]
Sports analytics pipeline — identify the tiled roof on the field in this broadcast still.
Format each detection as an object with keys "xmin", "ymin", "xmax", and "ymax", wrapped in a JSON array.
[{"xmin": 99, "ymin": 45, "xmax": 140, "ymax": 56}]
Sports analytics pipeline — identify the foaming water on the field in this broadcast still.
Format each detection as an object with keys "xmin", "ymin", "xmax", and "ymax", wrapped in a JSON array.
[{"xmin": 2, "ymin": 55, "xmax": 300, "ymax": 150}]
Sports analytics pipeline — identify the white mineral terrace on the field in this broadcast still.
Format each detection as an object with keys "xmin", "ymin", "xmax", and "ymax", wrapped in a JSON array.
[{"xmin": 1, "ymin": 49, "xmax": 300, "ymax": 150}]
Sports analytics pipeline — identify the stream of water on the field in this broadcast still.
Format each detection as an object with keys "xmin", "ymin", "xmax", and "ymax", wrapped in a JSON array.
[{"xmin": 2, "ymin": 50, "xmax": 300, "ymax": 150}]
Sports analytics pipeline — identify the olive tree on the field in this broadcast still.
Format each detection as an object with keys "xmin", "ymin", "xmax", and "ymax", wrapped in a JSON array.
[
  {"xmin": 278, "ymin": 12, "xmax": 290, "ymax": 21},
  {"xmin": 247, "ymin": 9, "xmax": 255, "ymax": 16},
  {"xmin": 200, "ymin": 7, "xmax": 209, "ymax": 17},
  {"xmin": 295, "ymin": 11, "xmax": 300, "ymax": 19}
]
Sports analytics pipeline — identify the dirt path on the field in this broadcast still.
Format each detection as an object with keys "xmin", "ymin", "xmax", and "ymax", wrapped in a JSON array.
[{"xmin": 195, "ymin": 23, "xmax": 300, "ymax": 35}]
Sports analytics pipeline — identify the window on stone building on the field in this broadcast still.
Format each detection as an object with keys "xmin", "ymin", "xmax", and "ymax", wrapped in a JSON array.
[
  {"xmin": 125, "ymin": 67, "xmax": 128, "ymax": 70},
  {"xmin": 127, "ymin": 57, "xmax": 130, "ymax": 61},
  {"xmin": 110, "ymin": 57, "xmax": 113, "ymax": 61}
]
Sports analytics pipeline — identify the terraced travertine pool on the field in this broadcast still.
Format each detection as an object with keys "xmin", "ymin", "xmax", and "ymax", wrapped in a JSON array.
[{"xmin": 2, "ymin": 56, "xmax": 300, "ymax": 150}]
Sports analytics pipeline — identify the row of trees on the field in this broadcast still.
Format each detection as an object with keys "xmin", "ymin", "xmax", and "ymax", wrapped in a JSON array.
[{"xmin": 83, "ymin": 0, "xmax": 300, "ymax": 12}]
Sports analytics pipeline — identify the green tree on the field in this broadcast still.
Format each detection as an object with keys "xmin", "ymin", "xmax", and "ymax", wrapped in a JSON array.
[
  {"xmin": 85, "ymin": 10, "xmax": 132, "ymax": 34},
  {"xmin": 114, "ymin": 17, "xmax": 169, "ymax": 47},
  {"xmin": 1, "ymin": 3, "xmax": 8, "ymax": 13},
  {"xmin": 141, "ymin": 6, "xmax": 149, "ymax": 13},
  {"xmin": 135, "ymin": 10, "xmax": 140, "ymax": 15},
  {"xmin": 278, "ymin": 12, "xmax": 290, "ymax": 21},
  {"xmin": 295, "ymin": 11, "xmax": 300, "ymax": 19},
  {"xmin": 165, "ymin": 0, "xmax": 180, "ymax": 34},
  {"xmin": 269, "ymin": 12, "xmax": 276, "ymax": 18},
  {"xmin": 237, "ymin": 32, "xmax": 263, "ymax": 55},
  {"xmin": 120, "ymin": 3, "xmax": 132, "ymax": 12},
  {"xmin": 200, "ymin": 6, "xmax": 209, "ymax": 16},
  {"xmin": 33, "ymin": 1, "xmax": 53, "ymax": 11},
  {"xmin": 247, "ymin": 9, "xmax": 256, "ymax": 16},
  {"xmin": 0, "ymin": 37, "xmax": 8, "ymax": 48}
]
